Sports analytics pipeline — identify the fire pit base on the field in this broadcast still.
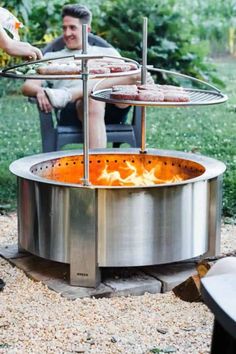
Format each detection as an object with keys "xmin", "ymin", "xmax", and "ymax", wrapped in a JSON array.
[{"xmin": 10, "ymin": 148, "xmax": 225, "ymax": 287}]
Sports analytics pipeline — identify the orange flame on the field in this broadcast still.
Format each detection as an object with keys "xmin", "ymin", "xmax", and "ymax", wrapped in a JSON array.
[{"xmin": 97, "ymin": 161, "xmax": 183, "ymax": 186}]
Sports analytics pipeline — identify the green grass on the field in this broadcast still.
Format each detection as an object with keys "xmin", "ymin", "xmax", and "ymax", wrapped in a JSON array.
[
  {"xmin": 0, "ymin": 91, "xmax": 41, "ymax": 210},
  {"xmin": 0, "ymin": 57, "xmax": 235, "ymax": 219}
]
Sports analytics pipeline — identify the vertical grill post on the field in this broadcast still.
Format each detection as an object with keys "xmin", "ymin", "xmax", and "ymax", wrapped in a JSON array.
[
  {"xmin": 81, "ymin": 24, "xmax": 90, "ymax": 186},
  {"xmin": 140, "ymin": 17, "xmax": 148, "ymax": 154}
]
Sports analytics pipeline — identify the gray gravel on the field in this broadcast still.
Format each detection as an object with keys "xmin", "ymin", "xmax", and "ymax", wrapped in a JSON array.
[{"xmin": 0, "ymin": 213, "xmax": 235, "ymax": 354}]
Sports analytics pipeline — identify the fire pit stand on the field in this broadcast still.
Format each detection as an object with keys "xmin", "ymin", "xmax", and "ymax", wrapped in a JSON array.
[{"xmin": 3, "ymin": 20, "xmax": 228, "ymax": 288}]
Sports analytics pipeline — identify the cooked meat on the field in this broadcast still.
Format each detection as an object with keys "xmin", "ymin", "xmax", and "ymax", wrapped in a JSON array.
[
  {"xmin": 137, "ymin": 90, "xmax": 164, "ymax": 102},
  {"xmin": 37, "ymin": 64, "xmax": 81, "ymax": 75},
  {"xmin": 89, "ymin": 67, "xmax": 110, "ymax": 74},
  {"xmin": 163, "ymin": 91, "xmax": 190, "ymax": 102},
  {"xmin": 107, "ymin": 64, "xmax": 135, "ymax": 73},
  {"xmin": 137, "ymin": 84, "xmax": 158, "ymax": 91},
  {"xmin": 110, "ymin": 91, "xmax": 138, "ymax": 100}
]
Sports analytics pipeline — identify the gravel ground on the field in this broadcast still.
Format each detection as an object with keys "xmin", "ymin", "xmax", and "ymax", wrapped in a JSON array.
[{"xmin": 0, "ymin": 213, "xmax": 235, "ymax": 354}]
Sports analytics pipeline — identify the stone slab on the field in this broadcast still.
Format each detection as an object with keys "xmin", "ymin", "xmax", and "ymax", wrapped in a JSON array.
[
  {"xmin": 11, "ymin": 256, "xmax": 68, "ymax": 276},
  {"xmin": 1, "ymin": 243, "xmax": 199, "ymax": 298},
  {"xmin": 45, "ymin": 279, "xmax": 113, "ymax": 300},
  {"xmin": 104, "ymin": 269, "xmax": 162, "ymax": 297},
  {"xmin": 0, "ymin": 244, "xmax": 29, "ymax": 259},
  {"xmin": 143, "ymin": 262, "xmax": 197, "ymax": 292}
]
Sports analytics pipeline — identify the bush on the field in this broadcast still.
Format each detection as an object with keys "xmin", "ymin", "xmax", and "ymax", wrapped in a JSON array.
[{"xmin": 92, "ymin": 0, "xmax": 221, "ymax": 85}]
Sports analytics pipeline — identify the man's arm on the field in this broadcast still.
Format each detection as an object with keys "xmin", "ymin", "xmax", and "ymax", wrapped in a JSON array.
[
  {"xmin": 22, "ymin": 79, "xmax": 53, "ymax": 113},
  {"xmin": 0, "ymin": 24, "xmax": 42, "ymax": 60}
]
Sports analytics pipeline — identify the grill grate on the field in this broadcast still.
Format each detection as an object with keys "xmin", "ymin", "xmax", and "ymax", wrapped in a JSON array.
[
  {"xmin": 0, "ymin": 54, "xmax": 141, "ymax": 80},
  {"xmin": 91, "ymin": 88, "xmax": 227, "ymax": 107}
]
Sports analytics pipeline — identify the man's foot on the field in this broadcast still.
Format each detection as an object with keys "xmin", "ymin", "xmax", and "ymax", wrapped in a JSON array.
[
  {"xmin": 44, "ymin": 88, "xmax": 72, "ymax": 109},
  {"xmin": 0, "ymin": 279, "xmax": 5, "ymax": 291}
]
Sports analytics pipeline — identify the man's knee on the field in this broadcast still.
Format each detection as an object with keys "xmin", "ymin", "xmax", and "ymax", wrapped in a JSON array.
[
  {"xmin": 89, "ymin": 99, "xmax": 105, "ymax": 116},
  {"xmin": 76, "ymin": 99, "xmax": 105, "ymax": 119}
]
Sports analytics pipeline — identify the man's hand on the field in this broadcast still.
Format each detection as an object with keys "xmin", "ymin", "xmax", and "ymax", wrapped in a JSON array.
[{"xmin": 36, "ymin": 88, "xmax": 53, "ymax": 113}]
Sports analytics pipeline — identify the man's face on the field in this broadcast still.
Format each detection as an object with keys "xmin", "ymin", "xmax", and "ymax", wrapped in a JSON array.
[{"xmin": 62, "ymin": 16, "xmax": 90, "ymax": 50}]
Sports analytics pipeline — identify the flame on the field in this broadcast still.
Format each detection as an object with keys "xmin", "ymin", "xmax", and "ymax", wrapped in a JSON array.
[
  {"xmin": 37, "ymin": 154, "xmax": 204, "ymax": 187},
  {"xmin": 97, "ymin": 161, "xmax": 183, "ymax": 186}
]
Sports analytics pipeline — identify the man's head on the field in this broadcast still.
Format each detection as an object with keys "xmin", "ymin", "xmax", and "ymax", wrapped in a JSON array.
[{"xmin": 61, "ymin": 4, "xmax": 92, "ymax": 50}]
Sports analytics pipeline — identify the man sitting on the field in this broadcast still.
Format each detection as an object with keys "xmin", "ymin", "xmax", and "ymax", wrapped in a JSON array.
[{"xmin": 22, "ymin": 4, "xmax": 140, "ymax": 149}]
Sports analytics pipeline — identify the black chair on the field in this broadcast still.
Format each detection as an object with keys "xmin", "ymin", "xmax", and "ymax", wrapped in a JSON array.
[{"xmin": 34, "ymin": 34, "xmax": 142, "ymax": 152}]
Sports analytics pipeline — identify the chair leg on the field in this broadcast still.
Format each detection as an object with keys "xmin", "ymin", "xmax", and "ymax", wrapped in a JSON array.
[
  {"xmin": 39, "ymin": 111, "xmax": 57, "ymax": 152},
  {"xmin": 132, "ymin": 106, "xmax": 142, "ymax": 147},
  {"xmin": 211, "ymin": 319, "xmax": 236, "ymax": 354},
  {"xmin": 113, "ymin": 142, "xmax": 122, "ymax": 148}
]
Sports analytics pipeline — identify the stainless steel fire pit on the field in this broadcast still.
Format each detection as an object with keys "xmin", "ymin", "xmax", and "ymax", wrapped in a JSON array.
[
  {"xmin": 3, "ymin": 20, "xmax": 228, "ymax": 288},
  {"xmin": 10, "ymin": 148, "xmax": 225, "ymax": 287}
]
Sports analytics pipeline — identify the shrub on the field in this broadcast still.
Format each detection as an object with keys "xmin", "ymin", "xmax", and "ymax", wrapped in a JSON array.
[{"xmin": 92, "ymin": 0, "xmax": 221, "ymax": 85}]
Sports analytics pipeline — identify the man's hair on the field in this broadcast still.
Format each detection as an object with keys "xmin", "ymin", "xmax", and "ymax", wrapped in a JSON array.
[{"xmin": 61, "ymin": 4, "xmax": 92, "ymax": 24}]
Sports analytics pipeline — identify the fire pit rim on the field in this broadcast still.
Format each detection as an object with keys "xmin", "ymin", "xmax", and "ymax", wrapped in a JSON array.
[{"xmin": 9, "ymin": 148, "xmax": 226, "ymax": 189}]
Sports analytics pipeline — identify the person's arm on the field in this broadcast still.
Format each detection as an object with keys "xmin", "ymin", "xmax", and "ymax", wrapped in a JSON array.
[
  {"xmin": 0, "ymin": 23, "xmax": 42, "ymax": 60},
  {"xmin": 22, "ymin": 79, "xmax": 52, "ymax": 113}
]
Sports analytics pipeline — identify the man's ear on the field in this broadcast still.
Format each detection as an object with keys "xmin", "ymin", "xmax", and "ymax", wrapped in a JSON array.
[{"xmin": 88, "ymin": 25, "xmax": 91, "ymax": 33}]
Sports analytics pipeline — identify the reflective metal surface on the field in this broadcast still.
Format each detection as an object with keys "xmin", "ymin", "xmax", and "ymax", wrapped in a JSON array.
[
  {"xmin": 12, "ymin": 149, "xmax": 225, "ymax": 271},
  {"xmin": 10, "ymin": 148, "xmax": 225, "ymax": 187}
]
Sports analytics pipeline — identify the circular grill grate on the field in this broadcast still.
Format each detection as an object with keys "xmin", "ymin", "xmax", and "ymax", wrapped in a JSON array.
[{"xmin": 91, "ymin": 88, "xmax": 227, "ymax": 107}]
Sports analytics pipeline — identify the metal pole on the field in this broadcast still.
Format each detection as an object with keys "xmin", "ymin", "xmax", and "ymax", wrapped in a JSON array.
[
  {"xmin": 141, "ymin": 17, "xmax": 148, "ymax": 85},
  {"xmin": 140, "ymin": 17, "xmax": 148, "ymax": 154},
  {"xmin": 82, "ymin": 24, "xmax": 90, "ymax": 185}
]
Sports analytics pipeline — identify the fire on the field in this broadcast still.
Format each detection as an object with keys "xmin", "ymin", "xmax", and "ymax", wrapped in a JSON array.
[
  {"xmin": 97, "ymin": 160, "xmax": 183, "ymax": 186},
  {"xmin": 37, "ymin": 154, "xmax": 204, "ymax": 187}
]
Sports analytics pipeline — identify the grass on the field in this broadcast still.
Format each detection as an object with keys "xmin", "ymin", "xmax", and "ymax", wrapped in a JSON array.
[{"xmin": 0, "ymin": 57, "xmax": 235, "ymax": 219}]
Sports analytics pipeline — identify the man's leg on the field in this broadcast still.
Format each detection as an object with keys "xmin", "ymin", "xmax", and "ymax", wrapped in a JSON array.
[{"xmin": 76, "ymin": 98, "xmax": 106, "ymax": 149}]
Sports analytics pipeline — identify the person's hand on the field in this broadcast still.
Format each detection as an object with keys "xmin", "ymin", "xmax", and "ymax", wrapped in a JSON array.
[
  {"xmin": 36, "ymin": 88, "xmax": 53, "ymax": 113},
  {"xmin": 5, "ymin": 39, "xmax": 42, "ymax": 61}
]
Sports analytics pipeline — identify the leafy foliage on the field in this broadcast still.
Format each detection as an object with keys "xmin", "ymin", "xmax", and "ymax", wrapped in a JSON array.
[
  {"xmin": 176, "ymin": 0, "xmax": 236, "ymax": 55},
  {"xmin": 92, "ymin": 0, "xmax": 218, "ymax": 84}
]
